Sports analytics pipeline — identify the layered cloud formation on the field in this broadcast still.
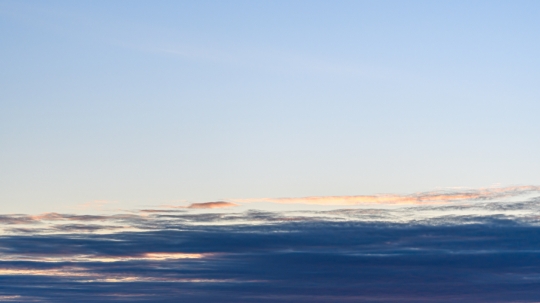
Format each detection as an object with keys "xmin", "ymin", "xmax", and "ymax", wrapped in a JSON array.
[{"xmin": 1, "ymin": 187, "xmax": 540, "ymax": 302}]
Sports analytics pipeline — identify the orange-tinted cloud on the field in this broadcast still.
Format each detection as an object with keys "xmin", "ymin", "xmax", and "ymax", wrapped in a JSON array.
[
  {"xmin": 30, "ymin": 213, "xmax": 66, "ymax": 221},
  {"xmin": 233, "ymin": 186, "xmax": 540, "ymax": 206},
  {"xmin": 187, "ymin": 202, "xmax": 238, "ymax": 209}
]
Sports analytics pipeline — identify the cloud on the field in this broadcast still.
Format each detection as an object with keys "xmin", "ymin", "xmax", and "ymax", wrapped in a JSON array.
[
  {"xmin": 0, "ymin": 267, "xmax": 229, "ymax": 283},
  {"xmin": 2, "ymin": 220, "xmax": 540, "ymax": 301},
  {"xmin": 233, "ymin": 186, "xmax": 540, "ymax": 206},
  {"xmin": 3, "ymin": 193, "xmax": 540, "ymax": 237},
  {"xmin": 0, "ymin": 252, "xmax": 208, "ymax": 263},
  {"xmin": 187, "ymin": 202, "xmax": 239, "ymax": 209},
  {"xmin": 0, "ymin": 215, "xmax": 36, "ymax": 225},
  {"xmin": 0, "ymin": 296, "xmax": 21, "ymax": 301},
  {"xmin": 1, "ymin": 187, "xmax": 540, "ymax": 301}
]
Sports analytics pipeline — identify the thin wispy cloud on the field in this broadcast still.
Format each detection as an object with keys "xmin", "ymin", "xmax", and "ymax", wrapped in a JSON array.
[
  {"xmin": 2, "ymin": 2, "xmax": 380, "ymax": 79},
  {"xmin": 0, "ymin": 252, "xmax": 209, "ymax": 263},
  {"xmin": 233, "ymin": 186, "xmax": 540, "ymax": 206},
  {"xmin": 158, "ymin": 201, "xmax": 239, "ymax": 210},
  {"xmin": 187, "ymin": 202, "xmax": 238, "ymax": 209},
  {"xmin": 1, "ymin": 186, "xmax": 540, "ymax": 236}
]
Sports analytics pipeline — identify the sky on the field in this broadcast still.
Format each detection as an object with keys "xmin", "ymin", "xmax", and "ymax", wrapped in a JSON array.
[
  {"xmin": 1, "ymin": 0, "xmax": 540, "ymax": 213},
  {"xmin": 2, "ymin": 2, "xmax": 540, "ymax": 301}
]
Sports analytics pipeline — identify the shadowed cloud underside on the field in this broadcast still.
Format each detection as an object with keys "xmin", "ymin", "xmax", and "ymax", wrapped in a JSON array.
[{"xmin": 0, "ymin": 187, "xmax": 540, "ymax": 302}]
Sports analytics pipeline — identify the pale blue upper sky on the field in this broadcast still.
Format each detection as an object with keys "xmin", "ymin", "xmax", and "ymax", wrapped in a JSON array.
[{"xmin": 1, "ymin": 0, "xmax": 540, "ymax": 213}]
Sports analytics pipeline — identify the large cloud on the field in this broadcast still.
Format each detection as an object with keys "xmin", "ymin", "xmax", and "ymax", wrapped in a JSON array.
[
  {"xmin": 1, "ymin": 221, "xmax": 540, "ymax": 302},
  {"xmin": 1, "ymin": 187, "xmax": 540, "ymax": 301}
]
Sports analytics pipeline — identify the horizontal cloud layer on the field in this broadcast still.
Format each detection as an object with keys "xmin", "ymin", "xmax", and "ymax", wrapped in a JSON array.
[
  {"xmin": 1, "ymin": 186, "xmax": 540, "ymax": 302},
  {"xmin": 187, "ymin": 202, "xmax": 238, "ymax": 209},
  {"xmin": 234, "ymin": 186, "xmax": 540, "ymax": 205},
  {"xmin": 2, "ymin": 219, "xmax": 540, "ymax": 302}
]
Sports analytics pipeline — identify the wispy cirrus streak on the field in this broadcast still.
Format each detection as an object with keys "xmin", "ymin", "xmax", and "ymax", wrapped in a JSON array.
[
  {"xmin": 0, "ymin": 267, "xmax": 230, "ymax": 283},
  {"xmin": 0, "ymin": 252, "xmax": 208, "ymax": 263},
  {"xmin": 234, "ymin": 186, "xmax": 540, "ymax": 206},
  {"xmin": 187, "ymin": 202, "xmax": 238, "ymax": 209},
  {"xmin": 158, "ymin": 201, "xmax": 239, "ymax": 209}
]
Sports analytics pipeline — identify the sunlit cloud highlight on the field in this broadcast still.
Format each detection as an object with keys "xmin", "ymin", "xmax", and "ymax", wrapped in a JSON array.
[
  {"xmin": 0, "ymin": 253, "xmax": 208, "ymax": 263},
  {"xmin": 234, "ymin": 186, "xmax": 540, "ymax": 206},
  {"xmin": 0, "ymin": 268, "xmax": 229, "ymax": 283},
  {"xmin": 187, "ymin": 202, "xmax": 238, "ymax": 209}
]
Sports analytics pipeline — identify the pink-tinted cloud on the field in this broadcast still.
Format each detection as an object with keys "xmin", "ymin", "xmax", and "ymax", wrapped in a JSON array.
[
  {"xmin": 187, "ymin": 202, "xmax": 238, "ymax": 209},
  {"xmin": 233, "ymin": 186, "xmax": 540, "ymax": 206},
  {"xmin": 30, "ymin": 213, "xmax": 66, "ymax": 221}
]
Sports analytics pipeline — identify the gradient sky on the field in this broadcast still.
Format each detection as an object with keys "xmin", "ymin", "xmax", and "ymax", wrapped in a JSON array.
[
  {"xmin": 2, "ymin": 0, "xmax": 540, "ymax": 213},
  {"xmin": 2, "ymin": 3, "xmax": 540, "ymax": 301}
]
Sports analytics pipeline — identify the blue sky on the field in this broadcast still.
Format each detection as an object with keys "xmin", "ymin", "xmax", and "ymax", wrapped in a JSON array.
[{"xmin": 2, "ymin": 1, "xmax": 540, "ymax": 213}]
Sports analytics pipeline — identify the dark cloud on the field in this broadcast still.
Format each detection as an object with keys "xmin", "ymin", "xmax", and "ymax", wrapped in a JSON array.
[
  {"xmin": 0, "ymin": 221, "xmax": 540, "ymax": 302},
  {"xmin": 2, "ymin": 198, "xmax": 540, "ymax": 301}
]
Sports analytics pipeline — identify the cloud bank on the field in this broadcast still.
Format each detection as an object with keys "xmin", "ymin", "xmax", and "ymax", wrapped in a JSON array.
[{"xmin": 1, "ymin": 186, "xmax": 540, "ymax": 302}]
